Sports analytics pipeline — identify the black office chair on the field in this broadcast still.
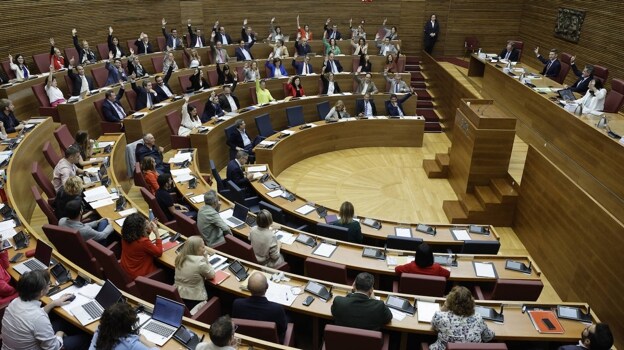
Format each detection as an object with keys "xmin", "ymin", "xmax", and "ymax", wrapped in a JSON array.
[
  {"xmin": 316, "ymin": 223, "xmax": 349, "ymax": 241},
  {"xmin": 224, "ymin": 124, "xmax": 238, "ymax": 160},
  {"xmin": 259, "ymin": 201, "xmax": 308, "ymax": 231},
  {"xmin": 254, "ymin": 113, "xmax": 276, "ymax": 139},
  {"xmin": 226, "ymin": 180, "xmax": 260, "ymax": 213},
  {"xmin": 461, "ymin": 240, "xmax": 501, "ymax": 254},
  {"xmin": 316, "ymin": 101, "xmax": 330, "ymax": 121},
  {"xmin": 210, "ymin": 159, "xmax": 233, "ymax": 200},
  {"xmin": 286, "ymin": 106, "xmax": 305, "ymax": 127},
  {"xmin": 386, "ymin": 236, "xmax": 423, "ymax": 251}
]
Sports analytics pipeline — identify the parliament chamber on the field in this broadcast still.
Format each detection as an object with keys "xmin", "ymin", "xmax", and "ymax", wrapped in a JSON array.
[{"xmin": 1, "ymin": 1, "xmax": 623, "ymax": 349}]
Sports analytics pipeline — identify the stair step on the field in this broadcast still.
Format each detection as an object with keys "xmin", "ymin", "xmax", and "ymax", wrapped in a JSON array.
[
  {"xmin": 423, "ymin": 159, "xmax": 447, "ymax": 178},
  {"xmin": 405, "ymin": 64, "xmax": 421, "ymax": 71},
  {"xmin": 474, "ymin": 186, "xmax": 501, "ymax": 207},
  {"xmin": 405, "ymin": 57, "xmax": 421, "ymax": 65},
  {"xmin": 411, "ymin": 81, "xmax": 427, "ymax": 89},
  {"xmin": 435, "ymin": 153, "xmax": 450, "ymax": 167},
  {"xmin": 442, "ymin": 200, "xmax": 469, "ymax": 223},
  {"xmin": 418, "ymin": 109, "xmax": 438, "ymax": 119},
  {"xmin": 415, "ymin": 90, "xmax": 432, "ymax": 100},
  {"xmin": 417, "ymin": 101, "xmax": 434, "ymax": 109},
  {"xmin": 459, "ymin": 193, "xmax": 484, "ymax": 214},
  {"xmin": 410, "ymin": 72, "xmax": 424, "ymax": 80},
  {"xmin": 490, "ymin": 178, "xmax": 518, "ymax": 203},
  {"xmin": 424, "ymin": 123, "xmax": 443, "ymax": 133}
]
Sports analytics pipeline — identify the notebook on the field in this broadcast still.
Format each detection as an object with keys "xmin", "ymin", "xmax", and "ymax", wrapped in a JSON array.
[
  {"xmin": 527, "ymin": 310, "xmax": 564, "ymax": 334},
  {"xmin": 70, "ymin": 280, "xmax": 123, "ymax": 325},
  {"xmin": 222, "ymin": 203, "xmax": 249, "ymax": 228},
  {"xmin": 139, "ymin": 296, "xmax": 186, "ymax": 346},
  {"xmin": 13, "ymin": 240, "xmax": 53, "ymax": 275}
]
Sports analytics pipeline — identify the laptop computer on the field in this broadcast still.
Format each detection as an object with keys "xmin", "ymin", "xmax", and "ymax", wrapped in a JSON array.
[
  {"xmin": 558, "ymin": 88, "xmax": 575, "ymax": 101},
  {"xmin": 13, "ymin": 240, "xmax": 53, "ymax": 275},
  {"xmin": 70, "ymin": 280, "xmax": 123, "ymax": 325},
  {"xmin": 139, "ymin": 296, "xmax": 186, "ymax": 346},
  {"xmin": 224, "ymin": 203, "xmax": 250, "ymax": 228}
]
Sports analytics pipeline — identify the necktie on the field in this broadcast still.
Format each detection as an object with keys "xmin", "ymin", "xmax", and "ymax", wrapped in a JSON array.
[
  {"xmin": 22, "ymin": 66, "xmax": 28, "ymax": 79},
  {"xmin": 505, "ymin": 51, "xmax": 510, "ymax": 60},
  {"xmin": 303, "ymin": 64, "xmax": 308, "ymax": 75},
  {"xmin": 365, "ymin": 102, "xmax": 371, "ymax": 116},
  {"xmin": 545, "ymin": 61, "xmax": 553, "ymax": 75},
  {"xmin": 331, "ymin": 61, "xmax": 337, "ymax": 73},
  {"xmin": 394, "ymin": 83, "xmax": 398, "ymax": 93},
  {"xmin": 331, "ymin": 32, "xmax": 335, "ymax": 39},
  {"xmin": 197, "ymin": 37, "xmax": 202, "ymax": 47},
  {"xmin": 113, "ymin": 101, "xmax": 125, "ymax": 119},
  {"xmin": 219, "ymin": 50, "xmax": 224, "ymax": 63}
]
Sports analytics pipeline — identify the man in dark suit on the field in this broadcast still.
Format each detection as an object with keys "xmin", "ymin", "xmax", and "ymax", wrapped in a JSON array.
[
  {"xmin": 101, "ymin": 85, "xmax": 126, "ymax": 123},
  {"xmin": 72, "ymin": 29, "xmax": 97, "ymax": 64},
  {"xmin": 292, "ymin": 55, "xmax": 314, "ymax": 75},
  {"xmin": 212, "ymin": 20, "xmax": 233, "ymax": 45},
  {"xmin": 187, "ymin": 20, "xmax": 206, "ymax": 48},
  {"xmin": 134, "ymin": 33, "xmax": 153, "ymax": 55},
  {"xmin": 385, "ymin": 91, "xmax": 414, "ymax": 117},
  {"xmin": 228, "ymin": 120, "xmax": 260, "ymax": 159},
  {"xmin": 0, "ymin": 98, "xmax": 25, "ymax": 133},
  {"xmin": 135, "ymin": 133, "xmax": 169, "ymax": 174},
  {"xmin": 331, "ymin": 272, "xmax": 392, "ymax": 331},
  {"xmin": 161, "ymin": 18, "xmax": 183, "ymax": 50},
  {"xmin": 105, "ymin": 54, "xmax": 128, "ymax": 86},
  {"xmin": 323, "ymin": 53, "xmax": 343, "ymax": 74},
  {"xmin": 294, "ymin": 35, "xmax": 312, "ymax": 56},
  {"xmin": 499, "ymin": 42, "xmax": 519, "ymax": 61},
  {"xmin": 240, "ymin": 19, "xmax": 256, "ymax": 45},
  {"xmin": 235, "ymin": 40, "xmax": 254, "ymax": 61},
  {"xmin": 324, "ymin": 19, "xmax": 342, "ymax": 40},
  {"xmin": 231, "ymin": 272, "xmax": 288, "ymax": 344},
  {"xmin": 568, "ymin": 56, "xmax": 594, "ymax": 94},
  {"xmin": 130, "ymin": 75, "xmax": 159, "ymax": 110},
  {"xmin": 558, "ymin": 323, "xmax": 613, "ymax": 350},
  {"xmin": 423, "ymin": 14, "xmax": 439, "ymax": 54},
  {"xmin": 355, "ymin": 93, "xmax": 377, "ymax": 117},
  {"xmin": 67, "ymin": 58, "xmax": 96, "ymax": 96},
  {"xmin": 226, "ymin": 151, "xmax": 252, "ymax": 190},
  {"xmin": 153, "ymin": 66, "xmax": 174, "ymax": 101},
  {"xmin": 535, "ymin": 47, "xmax": 561, "ymax": 78},
  {"xmin": 202, "ymin": 91, "xmax": 225, "ymax": 122},
  {"xmin": 219, "ymin": 83, "xmax": 240, "ymax": 112}
]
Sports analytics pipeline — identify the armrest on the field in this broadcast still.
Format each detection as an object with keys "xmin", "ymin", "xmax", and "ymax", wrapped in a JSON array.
[
  {"xmin": 392, "ymin": 280, "xmax": 399, "ymax": 293},
  {"xmin": 472, "ymin": 285, "xmax": 485, "ymax": 300},
  {"xmin": 420, "ymin": 342, "xmax": 430, "ymax": 350},
  {"xmin": 191, "ymin": 296, "xmax": 221, "ymax": 324},
  {"xmin": 283, "ymin": 323, "xmax": 295, "ymax": 347},
  {"xmin": 242, "ymin": 195, "xmax": 260, "ymax": 208},
  {"xmin": 106, "ymin": 241, "xmax": 121, "ymax": 260},
  {"xmin": 381, "ymin": 333, "xmax": 390, "ymax": 350},
  {"xmin": 275, "ymin": 261, "xmax": 290, "ymax": 273},
  {"xmin": 144, "ymin": 268, "xmax": 171, "ymax": 284}
]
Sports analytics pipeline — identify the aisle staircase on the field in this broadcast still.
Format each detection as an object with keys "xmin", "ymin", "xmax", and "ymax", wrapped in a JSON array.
[{"xmin": 405, "ymin": 56, "xmax": 442, "ymax": 132}]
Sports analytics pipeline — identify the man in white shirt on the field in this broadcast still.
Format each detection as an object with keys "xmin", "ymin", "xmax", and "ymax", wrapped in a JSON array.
[
  {"xmin": 356, "ymin": 93, "xmax": 377, "ymax": 117},
  {"xmin": 52, "ymin": 145, "xmax": 85, "ymax": 192},
  {"xmin": 218, "ymin": 84, "xmax": 240, "ymax": 113},
  {"xmin": 376, "ymin": 37, "xmax": 399, "ymax": 56},
  {"xmin": 67, "ymin": 57, "xmax": 95, "ymax": 96},
  {"xmin": 1, "ymin": 270, "xmax": 90, "ymax": 350},
  {"xmin": 235, "ymin": 40, "xmax": 254, "ymax": 61},
  {"xmin": 323, "ymin": 53, "xmax": 343, "ymax": 74}
]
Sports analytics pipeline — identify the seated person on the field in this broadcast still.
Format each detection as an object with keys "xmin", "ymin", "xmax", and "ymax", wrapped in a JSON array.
[
  {"xmin": 320, "ymin": 72, "xmax": 341, "ymax": 95},
  {"xmin": 385, "ymin": 91, "xmax": 414, "ymax": 117},
  {"xmin": 384, "ymin": 53, "xmax": 398, "ymax": 73},
  {"xmin": 127, "ymin": 50, "xmax": 148, "ymax": 77},
  {"xmin": 89, "ymin": 303, "xmax": 157, "ymax": 349},
  {"xmin": 330, "ymin": 201, "xmax": 362, "ymax": 243},
  {"xmin": 197, "ymin": 316, "xmax": 238, "ymax": 350},
  {"xmin": 355, "ymin": 93, "xmax": 377, "ymax": 118},
  {"xmin": 73, "ymin": 130, "xmax": 104, "ymax": 168},
  {"xmin": 174, "ymin": 236, "xmax": 215, "ymax": 311},
  {"xmin": 235, "ymin": 40, "xmax": 254, "ymax": 61},
  {"xmin": 101, "ymin": 85, "xmax": 127, "ymax": 123},
  {"xmin": 228, "ymin": 120, "xmax": 261, "ymax": 158},
  {"xmin": 8, "ymin": 54, "xmax": 30, "ymax": 80},
  {"xmin": 376, "ymin": 37, "xmax": 399, "ymax": 56},
  {"xmin": 107, "ymin": 26, "xmax": 126, "ymax": 58},
  {"xmin": 58, "ymin": 199, "xmax": 116, "ymax": 246},
  {"xmin": 385, "ymin": 71, "xmax": 410, "ymax": 93},
  {"xmin": 179, "ymin": 100, "xmax": 202, "ymax": 136},
  {"xmin": 0, "ymin": 98, "xmax": 25, "ymax": 134},
  {"xmin": 67, "ymin": 58, "xmax": 96, "ymax": 96},
  {"xmin": 188, "ymin": 68, "xmax": 210, "ymax": 92},
  {"xmin": 395, "ymin": 242, "xmax": 451, "ymax": 278},
  {"xmin": 231, "ymin": 272, "xmax": 287, "ymax": 343},
  {"xmin": 155, "ymin": 173, "xmax": 196, "ymax": 221},
  {"xmin": 429, "ymin": 286, "xmax": 495, "ymax": 350},
  {"xmin": 358, "ymin": 54, "xmax": 373, "ymax": 73},
  {"xmin": 134, "ymin": 32, "xmax": 153, "ymax": 54},
  {"xmin": 265, "ymin": 54, "xmax": 288, "ymax": 78},
  {"xmin": 558, "ymin": 323, "xmax": 613, "ymax": 350},
  {"xmin": 287, "ymin": 75, "xmax": 305, "ymax": 97},
  {"xmin": 243, "ymin": 61, "xmax": 260, "ymax": 82},
  {"xmin": 49, "ymin": 37, "xmax": 66, "ymax": 71},
  {"xmin": 226, "ymin": 151, "xmax": 253, "ymax": 192},
  {"xmin": 141, "ymin": 156, "xmax": 159, "ymax": 195},
  {"xmin": 291, "ymin": 54, "xmax": 314, "ymax": 75},
  {"xmin": 135, "ymin": 133, "xmax": 169, "ymax": 174},
  {"xmin": 249, "ymin": 210, "xmax": 285, "ymax": 268},
  {"xmin": 120, "ymin": 213, "xmax": 162, "ymax": 280},
  {"xmin": 45, "ymin": 67, "xmax": 66, "ymax": 107},
  {"xmin": 574, "ymin": 79, "xmax": 607, "ymax": 115},
  {"xmin": 354, "ymin": 72, "xmax": 379, "ymax": 95},
  {"xmin": 1, "ymin": 270, "xmax": 90, "ymax": 350},
  {"xmin": 187, "ymin": 19, "xmax": 206, "ymax": 48},
  {"xmin": 534, "ymin": 47, "xmax": 561, "ymax": 78},
  {"xmin": 322, "ymin": 34, "xmax": 341, "ymax": 56},
  {"xmin": 130, "ymin": 74, "xmax": 159, "ymax": 110},
  {"xmin": 72, "ymin": 28, "xmax": 97, "ymax": 64},
  {"xmin": 104, "ymin": 53, "xmax": 128, "ymax": 86},
  {"xmin": 184, "ymin": 47, "xmax": 203, "ymax": 69},
  {"xmin": 331, "ymin": 272, "xmax": 392, "ymax": 331},
  {"xmin": 197, "ymin": 190, "xmax": 231, "ymax": 247},
  {"xmin": 202, "ymin": 91, "xmax": 225, "ymax": 122},
  {"xmin": 294, "ymin": 34, "xmax": 312, "ymax": 56},
  {"xmin": 153, "ymin": 66, "xmax": 174, "ymax": 101},
  {"xmin": 162, "ymin": 18, "xmax": 183, "ymax": 49},
  {"xmin": 323, "ymin": 53, "xmax": 343, "ymax": 74},
  {"xmin": 218, "ymin": 84, "xmax": 240, "ymax": 113},
  {"xmin": 325, "ymin": 100, "xmax": 350, "ymax": 121},
  {"xmin": 499, "ymin": 42, "xmax": 519, "ymax": 61},
  {"xmin": 54, "ymin": 176, "xmax": 94, "ymax": 220},
  {"xmin": 0, "ymin": 245, "xmax": 18, "ymax": 305},
  {"xmin": 269, "ymin": 39, "xmax": 289, "ymax": 59},
  {"xmin": 52, "ymin": 145, "xmax": 85, "ymax": 192},
  {"xmin": 216, "ymin": 63, "xmax": 237, "ymax": 86},
  {"xmin": 567, "ymin": 55, "xmax": 593, "ymax": 94},
  {"xmin": 255, "ymin": 78, "xmax": 275, "ymax": 105},
  {"xmin": 162, "ymin": 51, "xmax": 178, "ymax": 74}
]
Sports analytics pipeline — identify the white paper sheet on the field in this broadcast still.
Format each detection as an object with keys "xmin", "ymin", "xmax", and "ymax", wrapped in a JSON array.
[
  {"xmin": 417, "ymin": 300, "xmax": 440, "ymax": 323},
  {"xmin": 452, "ymin": 229, "xmax": 472, "ymax": 241},
  {"xmin": 247, "ymin": 165, "xmax": 267, "ymax": 172},
  {"xmin": 395, "ymin": 228, "xmax": 412, "ymax": 237},
  {"xmin": 190, "ymin": 194, "xmax": 205, "ymax": 204},
  {"xmin": 312, "ymin": 243, "xmax": 337, "ymax": 258},
  {"xmin": 265, "ymin": 281, "xmax": 295, "ymax": 307},
  {"xmin": 0, "ymin": 220, "xmax": 16, "ymax": 232},
  {"xmin": 267, "ymin": 189, "xmax": 283, "ymax": 198},
  {"xmin": 170, "ymin": 168, "xmax": 192, "ymax": 176},
  {"xmin": 259, "ymin": 140, "xmax": 276, "ymax": 146},
  {"xmin": 474, "ymin": 262, "xmax": 496, "ymax": 278},
  {"xmin": 390, "ymin": 308, "xmax": 407, "ymax": 321},
  {"xmin": 89, "ymin": 198, "xmax": 115, "ymax": 209},
  {"xmin": 118, "ymin": 208, "xmax": 138, "ymax": 217},
  {"xmin": 83, "ymin": 186, "xmax": 110, "ymax": 202},
  {"xmin": 295, "ymin": 204, "xmax": 315, "ymax": 215},
  {"xmin": 174, "ymin": 174, "xmax": 194, "ymax": 183},
  {"xmin": 275, "ymin": 230, "xmax": 296, "ymax": 245}
]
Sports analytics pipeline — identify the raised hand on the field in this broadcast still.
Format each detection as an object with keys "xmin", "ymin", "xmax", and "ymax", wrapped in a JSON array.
[
  {"xmin": 129, "ymin": 48, "xmax": 135, "ymax": 55},
  {"xmin": 187, "ymin": 19, "xmax": 191, "ymax": 25},
  {"xmin": 534, "ymin": 47, "xmax": 539, "ymax": 55},
  {"xmin": 383, "ymin": 18, "xmax": 387, "ymax": 26},
  {"xmin": 108, "ymin": 51, "xmax": 114, "ymax": 60},
  {"xmin": 214, "ymin": 20, "xmax": 219, "ymax": 27},
  {"xmin": 570, "ymin": 55, "xmax": 576, "ymax": 64},
  {"xmin": 72, "ymin": 28, "xmax": 77, "ymax": 36},
  {"xmin": 8, "ymin": 54, "xmax": 12, "ymax": 62},
  {"xmin": 211, "ymin": 31, "xmax": 216, "ymax": 39},
  {"xmin": 243, "ymin": 18, "xmax": 248, "ymax": 26},
  {"xmin": 49, "ymin": 65, "xmax": 54, "ymax": 73},
  {"xmin": 271, "ymin": 17, "xmax": 275, "ymax": 23},
  {"xmin": 326, "ymin": 18, "xmax": 331, "ymax": 25},
  {"xmin": 49, "ymin": 38, "xmax": 55, "ymax": 46},
  {"xmin": 162, "ymin": 18, "xmax": 167, "ymax": 26},
  {"xmin": 109, "ymin": 26, "xmax": 113, "ymax": 34}
]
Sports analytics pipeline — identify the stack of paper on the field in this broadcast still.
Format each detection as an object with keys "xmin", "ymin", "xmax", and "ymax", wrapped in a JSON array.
[
  {"xmin": 168, "ymin": 152, "xmax": 193, "ymax": 163},
  {"xmin": 258, "ymin": 140, "xmax": 276, "ymax": 147},
  {"xmin": 265, "ymin": 281, "xmax": 295, "ymax": 306},
  {"xmin": 295, "ymin": 204, "xmax": 315, "ymax": 215},
  {"xmin": 275, "ymin": 230, "xmax": 296, "ymax": 245},
  {"xmin": 267, "ymin": 189, "xmax": 283, "ymax": 198},
  {"xmin": 171, "ymin": 168, "xmax": 192, "ymax": 177},
  {"xmin": 395, "ymin": 227, "xmax": 412, "ymax": 237},
  {"xmin": 280, "ymin": 130, "xmax": 294, "ymax": 136},
  {"xmin": 190, "ymin": 194, "xmax": 205, "ymax": 204},
  {"xmin": 247, "ymin": 165, "xmax": 267, "ymax": 172},
  {"xmin": 312, "ymin": 243, "xmax": 337, "ymax": 258},
  {"xmin": 417, "ymin": 300, "xmax": 440, "ymax": 323},
  {"xmin": 474, "ymin": 262, "xmax": 497, "ymax": 278},
  {"xmin": 83, "ymin": 186, "xmax": 111, "ymax": 203},
  {"xmin": 118, "ymin": 208, "xmax": 138, "ymax": 217}
]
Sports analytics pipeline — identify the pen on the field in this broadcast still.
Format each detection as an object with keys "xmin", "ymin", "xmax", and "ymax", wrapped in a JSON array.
[{"xmin": 285, "ymin": 292, "xmax": 288, "ymax": 301}]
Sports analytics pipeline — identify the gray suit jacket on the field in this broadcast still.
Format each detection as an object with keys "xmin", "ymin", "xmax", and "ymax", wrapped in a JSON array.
[
  {"xmin": 58, "ymin": 217, "xmax": 114, "ymax": 242},
  {"xmin": 385, "ymin": 74, "xmax": 410, "ymax": 93},
  {"xmin": 197, "ymin": 205, "xmax": 231, "ymax": 247},
  {"xmin": 354, "ymin": 75, "xmax": 379, "ymax": 94}
]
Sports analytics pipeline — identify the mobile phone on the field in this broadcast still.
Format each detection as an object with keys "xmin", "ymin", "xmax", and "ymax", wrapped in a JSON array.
[
  {"xmin": 9, "ymin": 252, "xmax": 23, "ymax": 263},
  {"xmin": 302, "ymin": 295, "xmax": 315, "ymax": 306},
  {"xmin": 542, "ymin": 318, "xmax": 556, "ymax": 330},
  {"xmin": 66, "ymin": 294, "xmax": 76, "ymax": 302}
]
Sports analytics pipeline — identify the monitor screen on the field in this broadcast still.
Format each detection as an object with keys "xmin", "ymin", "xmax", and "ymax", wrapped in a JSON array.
[
  {"xmin": 558, "ymin": 306, "xmax": 579, "ymax": 319},
  {"xmin": 34, "ymin": 240, "xmax": 53, "ymax": 265},
  {"xmin": 306, "ymin": 281, "xmax": 324, "ymax": 295},
  {"xmin": 507, "ymin": 261, "xmax": 524, "ymax": 270},
  {"xmin": 387, "ymin": 296, "xmax": 406, "ymax": 309},
  {"xmin": 152, "ymin": 296, "xmax": 185, "ymax": 327},
  {"xmin": 95, "ymin": 280, "xmax": 123, "ymax": 307},
  {"xmin": 232, "ymin": 203, "xmax": 249, "ymax": 221}
]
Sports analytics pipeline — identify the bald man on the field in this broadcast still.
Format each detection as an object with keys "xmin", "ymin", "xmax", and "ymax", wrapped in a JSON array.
[{"xmin": 231, "ymin": 272, "xmax": 287, "ymax": 343}]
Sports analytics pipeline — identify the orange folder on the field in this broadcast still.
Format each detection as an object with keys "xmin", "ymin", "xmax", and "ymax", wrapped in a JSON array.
[
  {"xmin": 209, "ymin": 270, "xmax": 231, "ymax": 285},
  {"xmin": 527, "ymin": 310, "xmax": 565, "ymax": 334}
]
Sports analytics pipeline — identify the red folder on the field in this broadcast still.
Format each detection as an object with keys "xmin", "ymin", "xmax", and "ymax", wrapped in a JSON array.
[{"xmin": 527, "ymin": 310, "xmax": 565, "ymax": 334}]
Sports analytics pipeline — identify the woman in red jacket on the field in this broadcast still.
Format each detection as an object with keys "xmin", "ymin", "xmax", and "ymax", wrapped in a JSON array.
[
  {"xmin": 395, "ymin": 242, "xmax": 450, "ymax": 278},
  {"xmin": 287, "ymin": 75, "xmax": 305, "ymax": 98},
  {"xmin": 120, "ymin": 213, "xmax": 162, "ymax": 280},
  {"xmin": 0, "ymin": 247, "xmax": 18, "ymax": 305}
]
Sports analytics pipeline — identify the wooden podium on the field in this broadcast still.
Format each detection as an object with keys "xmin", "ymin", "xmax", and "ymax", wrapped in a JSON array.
[{"xmin": 424, "ymin": 99, "xmax": 519, "ymax": 225}]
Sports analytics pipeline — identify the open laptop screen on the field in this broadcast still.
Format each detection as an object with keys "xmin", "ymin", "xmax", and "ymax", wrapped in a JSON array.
[
  {"xmin": 232, "ymin": 203, "xmax": 250, "ymax": 221},
  {"xmin": 34, "ymin": 240, "xmax": 53, "ymax": 266},
  {"xmin": 95, "ymin": 280, "xmax": 123, "ymax": 308},
  {"xmin": 152, "ymin": 296, "xmax": 185, "ymax": 328}
]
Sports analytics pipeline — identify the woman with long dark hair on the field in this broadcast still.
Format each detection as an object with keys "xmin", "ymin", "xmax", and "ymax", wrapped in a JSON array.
[{"xmin": 89, "ymin": 303, "xmax": 157, "ymax": 349}]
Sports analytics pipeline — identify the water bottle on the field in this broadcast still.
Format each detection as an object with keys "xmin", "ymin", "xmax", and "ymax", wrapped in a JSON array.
[{"xmin": 148, "ymin": 209, "xmax": 154, "ymax": 221}]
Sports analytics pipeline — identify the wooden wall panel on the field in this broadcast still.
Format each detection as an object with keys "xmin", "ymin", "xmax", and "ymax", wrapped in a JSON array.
[
  {"xmin": 516, "ymin": 146, "xmax": 624, "ymax": 349},
  {"xmin": 518, "ymin": 0, "xmax": 624, "ymax": 89}
]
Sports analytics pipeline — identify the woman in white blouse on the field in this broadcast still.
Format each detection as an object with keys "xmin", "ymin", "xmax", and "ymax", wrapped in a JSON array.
[
  {"xmin": 351, "ymin": 37, "xmax": 368, "ymax": 56},
  {"xmin": 174, "ymin": 236, "xmax": 215, "ymax": 311},
  {"xmin": 325, "ymin": 100, "xmax": 350, "ymax": 121},
  {"xmin": 268, "ymin": 18, "xmax": 284, "ymax": 43},
  {"xmin": 45, "ymin": 66, "xmax": 66, "ymax": 107},
  {"xmin": 179, "ymin": 99, "xmax": 202, "ymax": 136},
  {"xmin": 243, "ymin": 61, "xmax": 260, "ymax": 82},
  {"xmin": 270, "ymin": 40, "xmax": 289, "ymax": 59},
  {"xmin": 575, "ymin": 78, "xmax": 607, "ymax": 115},
  {"xmin": 8, "ymin": 54, "xmax": 30, "ymax": 81},
  {"xmin": 249, "ymin": 210, "xmax": 284, "ymax": 268}
]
